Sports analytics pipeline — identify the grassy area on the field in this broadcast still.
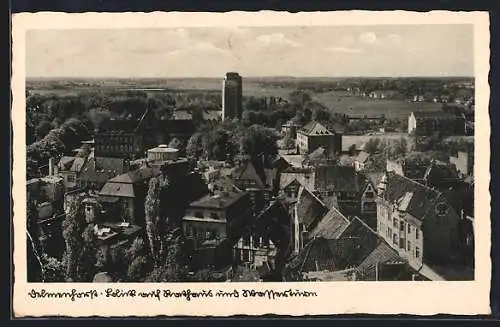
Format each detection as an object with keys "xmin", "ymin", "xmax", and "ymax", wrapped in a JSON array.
[{"xmin": 314, "ymin": 91, "xmax": 443, "ymax": 119}]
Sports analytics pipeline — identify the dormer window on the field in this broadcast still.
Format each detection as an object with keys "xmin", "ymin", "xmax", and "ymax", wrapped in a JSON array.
[{"xmin": 436, "ymin": 202, "xmax": 448, "ymax": 216}]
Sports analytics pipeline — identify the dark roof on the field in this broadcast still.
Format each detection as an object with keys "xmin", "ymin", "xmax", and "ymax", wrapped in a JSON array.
[
  {"xmin": 189, "ymin": 191, "xmax": 246, "ymax": 209},
  {"xmin": 287, "ymin": 216, "xmax": 402, "ymax": 276},
  {"xmin": 235, "ymin": 161, "xmax": 267, "ymax": 189},
  {"xmin": 384, "ymin": 172, "xmax": 442, "ymax": 221},
  {"xmin": 299, "ymin": 121, "xmax": 334, "ymax": 136},
  {"xmin": 412, "ymin": 111, "xmax": 460, "ymax": 119},
  {"xmin": 296, "ymin": 186, "xmax": 329, "ymax": 229},
  {"xmin": 314, "ymin": 165, "xmax": 368, "ymax": 192},
  {"xmin": 108, "ymin": 166, "xmax": 161, "ymax": 184}
]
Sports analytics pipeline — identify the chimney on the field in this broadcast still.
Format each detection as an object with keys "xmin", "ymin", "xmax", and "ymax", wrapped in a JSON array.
[{"xmin": 48, "ymin": 157, "xmax": 55, "ymax": 176}]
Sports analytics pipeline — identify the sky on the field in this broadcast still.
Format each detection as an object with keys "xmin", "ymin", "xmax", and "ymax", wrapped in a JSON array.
[{"xmin": 26, "ymin": 25, "xmax": 474, "ymax": 78}]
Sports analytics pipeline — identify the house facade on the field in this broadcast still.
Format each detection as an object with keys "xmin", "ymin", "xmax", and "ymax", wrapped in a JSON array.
[
  {"xmin": 376, "ymin": 172, "xmax": 461, "ymax": 268},
  {"xmin": 182, "ymin": 191, "xmax": 251, "ymax": 249},
  {"xmin": 296, "ymin": 121, "xmax": 342, "ymax": 156}
]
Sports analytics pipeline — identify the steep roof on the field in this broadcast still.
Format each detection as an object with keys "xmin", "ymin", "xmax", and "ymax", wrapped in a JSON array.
[
  {"xmin": 299, "ymin": 121, "xmax": 334, "ymax": 136},
  {"xmin": 235, "ymin": 161, "xmax": 267, "ymax": 189},
  {"xmin": 384, "ymin": 172, "xmax": 442, "ymax": 221},
  {"xmin": 295, "ymin": 186, "xmax": 329, "ymax": 229}
]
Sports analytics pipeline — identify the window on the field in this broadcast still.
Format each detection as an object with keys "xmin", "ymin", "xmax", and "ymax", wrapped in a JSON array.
[
  {"xmin": 407, "ymin": 241, "xmax": 412, "ymax": 251},
  {"xmin": 400, "ymin": 221, "xmax": 405, "ymax": 232},
  {"xmin": 415, "ymin": 246, "xmax": 421, "ymax": 258},
  {"xmin": 209, "ymin": 212, "xmax": 220, "ymax": 220},
  {"xmin": 393, "ymin": 234, "xmax": 398, "ymax": 245},
  {"xmin": 407, "ymin": 224, "xmax": 412, "ymax": 234},
  {"xmin": 416, "ymin": 229, "xmax": 420, "ymax": 239},
  {"xmin": 436, "ymin": 202, "xmax": 448, "ymax": 216},
  {"xmin": 393, "ymin": 218, "xmax": 398, "ymax": 228},
  {"xmin": 194, "ymin": 211, "xmax": 203, "ymax": 218},
  {"xmin": 365, "ymin": 191, "xmax": 374, "ymax": 199},
  {"xmin": 67, "ymin": 174, "xmax": 76, "ymax": 183}
]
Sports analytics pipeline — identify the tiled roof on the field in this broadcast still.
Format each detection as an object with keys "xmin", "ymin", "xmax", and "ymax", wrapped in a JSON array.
[
  {"xmin": 189, "ymin": 191, "xmax": 246, "ymax": 209},
  {"xmin": 296, "ymin": 186, "xmax": 329, "ymax": 229},
  {"xmin": 309, "ymin": 206, "xmax": 350, "ymax": 239},
  {"xmin": 299, "ymin": 121, "xmax": 334, "ymax": 136},
  {"xmin": 384, "ymin": 172, "xmax": 442, "ymax": 221},
  {"xmin": 80, "ymin": 157, "xmax": 126, "ymax": 183}
]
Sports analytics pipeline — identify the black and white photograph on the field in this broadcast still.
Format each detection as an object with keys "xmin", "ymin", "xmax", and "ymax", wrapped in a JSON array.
[{"xmin": 12, "ymin": 11, "xmax": 491, "ymax": 317}]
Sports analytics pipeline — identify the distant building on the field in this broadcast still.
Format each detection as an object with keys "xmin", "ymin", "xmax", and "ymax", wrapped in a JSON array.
[
  {"xmin": 147, "ymin": 145, "xmax": 180, "ymax": 162},
  {"xmin": 376, "ymin": 172, "xmax": 466, "ymax": 278},
  {"xmin": 296, "ymin": 121, "xmax": 342, "ymax": 156},
  {"xmin": 281, "ymin": 119, "xmax": 302, "ymax": 138},
  {"xmin": 222, "ymin": 72, "xmax": 243, "ymax": 121},
  {"xmin": 407, "ymin": 111, "xmax": 466, "ymax": 136},
  {"xmin": 94, "ymin": 108, "xmax": 160, "ymax": 159}
]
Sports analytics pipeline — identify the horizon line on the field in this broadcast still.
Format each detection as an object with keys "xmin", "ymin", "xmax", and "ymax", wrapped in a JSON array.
[{"xmin": 26, "ymin": 75, "xmax": 475, "ymax": 80}]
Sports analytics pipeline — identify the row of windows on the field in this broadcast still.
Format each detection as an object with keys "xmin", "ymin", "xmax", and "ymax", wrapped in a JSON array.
[
  {"xmin": 391, "ymin": 216, "xmax": 420, "ymax": 239},
  {"xmin": 194, "ymin": 211, "xmax": 222, "ymax": 220},
  {"xmin": 97, "ymin": 144, "xmax": 135, "ymax": 153}
]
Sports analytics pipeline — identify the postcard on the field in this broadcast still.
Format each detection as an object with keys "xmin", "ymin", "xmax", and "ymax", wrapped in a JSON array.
[{"xmin": 12, "ymin": 10, "xmax": 491, "ymax": 317}]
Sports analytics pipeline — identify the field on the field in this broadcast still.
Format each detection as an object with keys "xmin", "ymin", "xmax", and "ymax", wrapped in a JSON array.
[
  {"xmin": 314, "ymin": 91, "xmax": 443, "ymax": 120},
  {"xmin": 341, "ymin": 133, "xmax": 412, "ymax": 152},
  {"xmin": 27, "ymin": 77, "xmax": 445, "ymax": 119}
]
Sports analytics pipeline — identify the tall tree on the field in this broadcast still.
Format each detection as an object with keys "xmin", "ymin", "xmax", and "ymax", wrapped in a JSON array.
[
  {"xmin": 144, "ymin": 177, "xmax": 164, "ymax": 266},
  {"xmin": 61, "ymin": 194, "xmax": 86, "ymax": 281}
]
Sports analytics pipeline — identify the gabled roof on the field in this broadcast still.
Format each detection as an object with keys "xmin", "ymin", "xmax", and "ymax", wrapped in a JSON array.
[
  {"xmin": 296, "ymin": 185, "xmax": 329, "ymax": 229},
  {"xmin": 235, "ymin": 161, "xmax": 267, "ymax": 189},
  {"xmin": 384, "ymin": 172, "xmax": 442, "ymax": 221},
  {"xmin": 57, "ymin": 156, "xmax": 76, "ymax": 170},
  {"xmin": 299, "ymin": 121, "xmax": 334, "ymax": 136}
]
